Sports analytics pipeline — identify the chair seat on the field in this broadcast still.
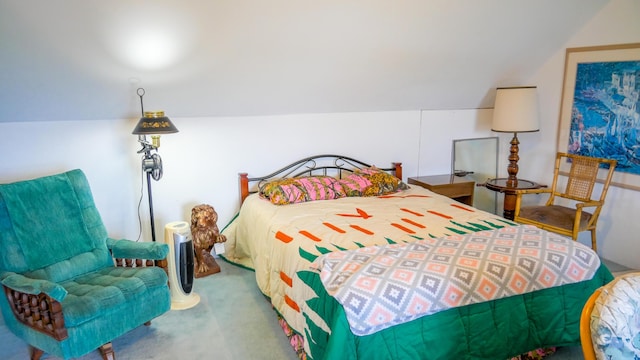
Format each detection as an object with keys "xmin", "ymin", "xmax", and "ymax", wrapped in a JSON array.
[
  {"xmin": 519, "ymin": 205, "xmax": 592, "ymax": 231},
  {"xmin": 60, "ymin": 266, "xmax": 168, "ymax": 327}
]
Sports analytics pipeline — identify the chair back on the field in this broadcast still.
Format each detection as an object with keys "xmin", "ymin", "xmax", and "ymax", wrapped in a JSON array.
[
  {"xmin": 0, "ymin": 169, "xmax": 112, "ymax": 282},
  {"xmin": 552, "ymin": 152, "xmax": 617, "ymax": 203}
]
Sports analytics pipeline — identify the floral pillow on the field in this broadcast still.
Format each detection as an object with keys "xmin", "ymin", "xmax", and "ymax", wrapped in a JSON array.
[
  {"xmin": 342, "ymin": 167, "xmax": 409, "ymax": 197},
  {"xmin": 260, "ymin": 176, "xmax": 347, "ymax": 205},
  {"xmin": 590, "ymin": 272, "xmax": 640, "ymax": 359},
  {"xmin": 338, "ymin": 173, "xmax": 373, "ymax": 197}
]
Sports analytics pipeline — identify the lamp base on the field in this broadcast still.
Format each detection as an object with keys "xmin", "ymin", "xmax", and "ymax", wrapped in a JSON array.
[{"xmin": 506, "ymin": 132, "xmax": 520, "ymax": 187}]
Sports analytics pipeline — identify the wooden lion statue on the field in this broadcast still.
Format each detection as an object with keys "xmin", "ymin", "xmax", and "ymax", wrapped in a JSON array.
[{"xmin": 190, "ymin": 204, "xmax": 227, "ymax": 278}]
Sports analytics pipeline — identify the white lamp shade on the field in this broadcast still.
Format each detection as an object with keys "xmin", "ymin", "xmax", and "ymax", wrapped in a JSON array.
[{"xmin": 492, "ymin": 86, "xmax": 540, "ymax": 133}]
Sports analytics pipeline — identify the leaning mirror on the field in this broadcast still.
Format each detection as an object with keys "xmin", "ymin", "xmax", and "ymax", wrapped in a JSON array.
[{"xmin": 452, "ymin": 137, "xmax": 498, "ymax": 213}]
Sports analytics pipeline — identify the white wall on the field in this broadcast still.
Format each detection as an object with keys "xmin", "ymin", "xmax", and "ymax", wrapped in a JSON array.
[
  {"xmin": 0, "ymin": 0, "xmax": 637, "ymax": 269},
  {"xmin": 0, "ymin": 109, "xmax": 490, "ymax": 241}
]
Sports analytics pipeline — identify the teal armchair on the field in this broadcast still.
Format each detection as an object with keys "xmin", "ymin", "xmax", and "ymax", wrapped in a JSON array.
[{"xmin": 0, "ymin": 169, "xmax": 171, "ymax": 360}]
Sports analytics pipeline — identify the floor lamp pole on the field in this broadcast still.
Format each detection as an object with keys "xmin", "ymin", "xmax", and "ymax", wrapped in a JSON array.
[
  {"xmin": 141, "ymin": 148, "xmax": 161, "ymax": 242},
  {"xmin": 146, "ymin": 169, "xmax": 157, "ymax": 242}
]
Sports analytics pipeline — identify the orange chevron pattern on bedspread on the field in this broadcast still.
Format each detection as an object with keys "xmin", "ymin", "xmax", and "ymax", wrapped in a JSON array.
[{"xmin": 222, "ymin": 186, "xmax": 514, "ymax": 340}]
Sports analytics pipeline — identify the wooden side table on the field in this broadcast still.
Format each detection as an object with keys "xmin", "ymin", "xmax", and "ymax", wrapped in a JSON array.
[
  {"xmin": 408, "ymin": 174, "xmax": 475, "ymax": 206},
  {"xmin": 483, "ymin": 178, "xmax": 544, "ymax": 220}
]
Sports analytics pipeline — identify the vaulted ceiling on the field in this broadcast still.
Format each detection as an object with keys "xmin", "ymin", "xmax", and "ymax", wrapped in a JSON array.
[{"xmin": 0, "ymin": 0, "xmax": 609, "ymax": 122}]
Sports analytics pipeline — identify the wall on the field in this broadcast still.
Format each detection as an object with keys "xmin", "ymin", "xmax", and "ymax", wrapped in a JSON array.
[
  {"xmin": 519, "ymin": 0, "xmax": 640, "ymax": 268},
  {"xmin": 0, "ymin": 0, "xmax": 638, "ymax": 269},
  {"xmin": 0, "ymin": 109, "xmax": 491, "ymax": 243}
]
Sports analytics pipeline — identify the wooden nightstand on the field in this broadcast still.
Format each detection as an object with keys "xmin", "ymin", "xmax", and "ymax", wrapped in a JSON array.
[{"xmin": 408, "ymin": 174, "xmax": 475, "ymax": 206}]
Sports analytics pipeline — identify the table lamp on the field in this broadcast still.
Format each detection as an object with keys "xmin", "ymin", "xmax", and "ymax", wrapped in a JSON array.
[{"xmin": 491, "ymin": 86, "xmax": 540, "ymax": 187}]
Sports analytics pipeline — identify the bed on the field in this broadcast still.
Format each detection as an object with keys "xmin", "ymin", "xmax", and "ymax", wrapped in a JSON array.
[{"xmin": 221, "ymin": 154, "xmax": 613, "ymax": 360}]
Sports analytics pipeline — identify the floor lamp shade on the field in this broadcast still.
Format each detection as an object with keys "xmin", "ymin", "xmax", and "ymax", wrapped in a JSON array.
[
  {"xmin": 492, "ymin": 86, "xmax": 540, "ymax": 133},
  {"xmin": 132, "ymin": 111, "xmax": 179, "ymax": 135}
]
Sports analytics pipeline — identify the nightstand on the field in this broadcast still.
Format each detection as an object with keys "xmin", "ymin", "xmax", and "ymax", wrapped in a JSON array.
[{"xmin": 408, "ymin": 174, "xmax": 475, "ymax": 206}]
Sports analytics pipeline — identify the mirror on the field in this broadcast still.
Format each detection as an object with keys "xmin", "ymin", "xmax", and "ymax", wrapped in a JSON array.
[{"xmin": 452, "ymin": 137, "xmax": 498, "ymax": 213}]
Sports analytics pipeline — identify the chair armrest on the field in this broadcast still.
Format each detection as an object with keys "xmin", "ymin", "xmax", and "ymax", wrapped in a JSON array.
[
  {"xmin": 514, "ymin": 188, "xmax": 553, "ymax": 196},
  {"xmin": 576, "ymin": 200, "xmax": 603, "ymax": 209},
  {"xmin": 1, "ymin": 272, "xmax": 69, "ymax": 341},
  {"xmin": 107, "ymin": 238, "xmax": 169, "ymax": 260},
  {"xmin": 1, "ymin": 271, "xmax": 67, "ymax": 302}
]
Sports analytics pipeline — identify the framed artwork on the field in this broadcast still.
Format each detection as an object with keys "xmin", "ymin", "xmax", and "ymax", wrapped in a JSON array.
[{"xmin": 557, "ymin": 43, "xmax": 640, "ymax": 191}]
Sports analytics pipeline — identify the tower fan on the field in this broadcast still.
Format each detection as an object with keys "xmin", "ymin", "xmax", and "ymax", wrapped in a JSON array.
[{"xmin": 164, "ymin": 221, "xmax": 200, "ymax": 310}]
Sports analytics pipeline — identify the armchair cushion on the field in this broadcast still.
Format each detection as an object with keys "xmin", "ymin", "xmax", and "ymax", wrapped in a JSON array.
[
  {"xmin": 60, "ymin": 266, "xmax": 168, "ymax": 327},
  {"xmin": 22, "ymin": 248, "xmax": 113, "ymax": 284}
]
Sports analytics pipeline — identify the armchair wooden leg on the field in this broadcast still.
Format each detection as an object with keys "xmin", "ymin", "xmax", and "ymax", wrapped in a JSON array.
[
  {"xmin": 590, "ymin": 229, "xmax": 597, "ymax": 252},
  {"xmin": 29, "ymin": 346, "xmax": 44, "ymax": 360},
  {"xmin": 99, "ymin": 342, "xmax": 115, "ymax": 360}
]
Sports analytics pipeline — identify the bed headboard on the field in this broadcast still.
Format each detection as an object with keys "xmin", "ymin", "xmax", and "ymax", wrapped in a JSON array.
[{"xmin": 238, "ymin": 154, "xmax": 403, "ymax": 204}]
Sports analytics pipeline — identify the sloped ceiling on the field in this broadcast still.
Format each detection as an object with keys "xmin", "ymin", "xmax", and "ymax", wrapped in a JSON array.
[{"xmin": 0, "ymin": 0, "xmax": 609, "ymax": 122}]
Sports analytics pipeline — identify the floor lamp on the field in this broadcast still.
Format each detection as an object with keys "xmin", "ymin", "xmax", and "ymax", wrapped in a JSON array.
[{"xmin": 132, "ymin": 88, "xmax": 179, "ymax": 242}]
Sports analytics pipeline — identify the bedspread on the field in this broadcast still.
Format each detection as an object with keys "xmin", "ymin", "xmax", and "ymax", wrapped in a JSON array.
[
  {"xmin": 311, "ymin": 224, "xmax": 601, "ymax": 336},
  {"xmin": 223, "ymin": 186, "xmax": 513, "ymax": 334},
  {"xmin": 221, "ymin": 186, "xmax": 613, "ymax": 359}
]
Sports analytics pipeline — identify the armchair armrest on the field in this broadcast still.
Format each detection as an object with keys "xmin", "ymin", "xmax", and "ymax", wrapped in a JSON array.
[
  {"xmin": 106, "ymin": 238, "xmax": 169, "ymax": 260},
  {"xmin": 1, "ymin": 271, "xmax": 68, "ymax": 341},
  {"xmin": 1, "ymin": 272, "xmax": 67, "ymax": 302},
  {"xmin": 106, "ymin": 238, "xmax": 169, "ymax": 275}
]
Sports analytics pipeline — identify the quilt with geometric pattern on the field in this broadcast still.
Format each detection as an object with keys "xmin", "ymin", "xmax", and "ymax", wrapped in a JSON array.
[{"xmin": 311, "ymin": 224, "xmax": 601, "ymax": 336}]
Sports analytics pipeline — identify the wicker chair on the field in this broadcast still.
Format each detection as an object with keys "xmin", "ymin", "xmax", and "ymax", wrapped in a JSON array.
[{"xmin": 513, "ymin": 152, "xmax": 616, "ymax": 251}]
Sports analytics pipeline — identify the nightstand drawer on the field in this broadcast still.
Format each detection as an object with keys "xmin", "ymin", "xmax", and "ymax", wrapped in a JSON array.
[
  {"xmin": 408, "ymin": 175, "xmax": 475, "ymax": 206},
  {"xmin": 430, "ymin": 184, "xmax": 474, "ymax": 198}
]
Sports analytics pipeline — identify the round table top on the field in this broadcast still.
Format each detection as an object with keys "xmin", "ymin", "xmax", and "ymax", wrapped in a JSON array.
[{"xmin": 484, "ymin": 178, "xmax": 542, "ymax": 193}]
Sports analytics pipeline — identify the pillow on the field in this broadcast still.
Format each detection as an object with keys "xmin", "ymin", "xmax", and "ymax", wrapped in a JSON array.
[
  {"xmin": 260, "ymin": 176, "xmax": 347, "ymax": 205},
  {"xmin": 343, "ymin": 167, "xmax": 409, "ymax": 196},
  {"xmin": 590, "ymin": 272, "xmax": 640, "ymax": 359},
  {"xmin": 338, "ymin": 173, "xmax": 372, "ymax": 197}
]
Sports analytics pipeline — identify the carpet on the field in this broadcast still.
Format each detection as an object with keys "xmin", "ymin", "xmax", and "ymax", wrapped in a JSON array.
[
  {"xmin": 1, "ymin": 257, "xmax": 632, "ymax": 359},
  {"xmin": 0, "ymin": 258, "xmax": 298, "ymax": 360}
]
